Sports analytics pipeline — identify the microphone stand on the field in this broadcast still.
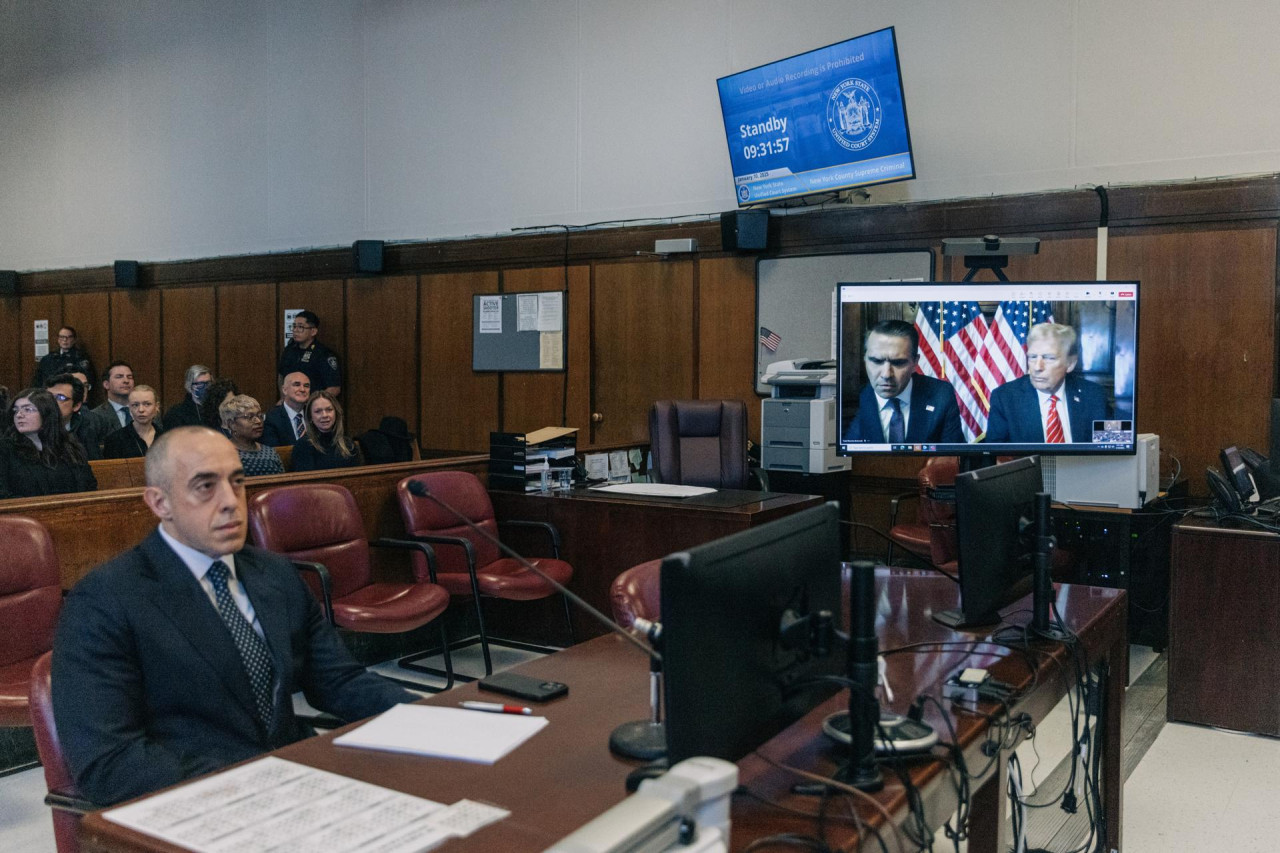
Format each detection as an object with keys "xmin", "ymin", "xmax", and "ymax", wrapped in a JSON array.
[
  {"xmin": 607, "ymin": 617, "xmax": 668, "ymax": 760},
  {"xmin": 405, "ymin": 480, "xmax": 661, "ymax": 665}
]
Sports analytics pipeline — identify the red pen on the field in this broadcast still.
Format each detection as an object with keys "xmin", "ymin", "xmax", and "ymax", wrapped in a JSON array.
[{"xmin": 460, "ymin": 701, "xmax": 533, "ymax": 716}]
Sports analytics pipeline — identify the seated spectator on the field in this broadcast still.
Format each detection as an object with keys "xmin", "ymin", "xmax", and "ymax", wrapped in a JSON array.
[
  {"xmin": 164, "ymin": 365, "xmax": 212, "ymax": 429},
  {"xmin": 219, "ymin": 394, "xmax": 284, "ymax": 477},
  {"xmin": 33, "ymin": 326, "xmax": 94, "ymax": 387},
  {"xmin": 262, "ymin": 372, "xmax": 311, "ymax": 447},
  {"xmin": 0, "ymin": 388, "xmax": 97, "ymax": 499},
  {"xmin": 199, "ymin": 378, "xmax": 241, "ymax": 432},
  {"xmin": 46, "ymin": 372, "xmax": 110, "ymax": 461},
  {"xmin": 293, "ymin": 392, "xmax": 363, "ymax": 472},
  {"xmin": 94, "ymin": 361, "xmax": 137, "ymax": 430},
  {"xmin": 104, "ymin": 386, "xmax": 165, "ymax": 459}
]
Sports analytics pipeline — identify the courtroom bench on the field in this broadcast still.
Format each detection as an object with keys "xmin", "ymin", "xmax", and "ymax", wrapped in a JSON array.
[
  {"xmin": 89, "ymin": 445, "xmax": 296, "ymax": 491},
  {"xmin": 0, "ymin": 454, "xmax": 488, "ymax": 590}
]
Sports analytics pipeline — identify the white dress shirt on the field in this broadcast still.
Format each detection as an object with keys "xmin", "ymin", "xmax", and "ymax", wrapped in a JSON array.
[
  {"xmin": 1035, "ymin": 386, "xmax": 1073, "ymax": 443},
  {"xmin": 157, "ymin": 524, "xmax": 265, "ymax": 638},
  {"xmin": 875, "ymin": 380, "xmax": 914, "ymax": 441}
]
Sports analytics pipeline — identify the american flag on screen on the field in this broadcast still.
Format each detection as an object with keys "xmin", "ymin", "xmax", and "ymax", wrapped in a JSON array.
[
  {"xmin": 914, "ymin": 301, "xmax": 989, "ymax": 441},
  {"xmin": 759, "ymin": 326, "xmax": 781, "ymax": 352},
  {"xmin": 971, "ymin": 301, "xmax": 1056, "ymax": 417}
]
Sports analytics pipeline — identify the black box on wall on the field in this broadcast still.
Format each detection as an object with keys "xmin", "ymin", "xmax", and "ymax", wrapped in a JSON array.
[{"xmin": 720, "ymin": 210, "xmax": 769, "ymax": 252}]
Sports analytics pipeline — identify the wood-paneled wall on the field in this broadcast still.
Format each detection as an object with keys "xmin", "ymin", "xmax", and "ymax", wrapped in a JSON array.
[{"xmin": 5, "ymin": 177, "xmax": 1278, "ymax": 496}]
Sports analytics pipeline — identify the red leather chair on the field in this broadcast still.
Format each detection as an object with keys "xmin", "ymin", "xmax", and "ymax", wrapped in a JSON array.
[
  {"xmin": 30, "ymin": 652, "xmax": 93, "ymax": 853},
  {"xmin": 887, "ymin": 457, "xmax": 959, "ymax": 567},
  {"xmin": 0, "ymin": 516, "xmax": 63, "ymax": 727},
  {"xmin": 649, "ymin": 400, "xmax": 750, "ymax": 488},
  {"xmin": 247, "ymin": 483, "xmax": 454, "ymax": 689},
  {"xmin": 609, "ymin": 559, "xmax": 662, "ymax": 630},
  {"xmin": 396, "ymin": 471, "xmax": 574, "ymax": 677}
]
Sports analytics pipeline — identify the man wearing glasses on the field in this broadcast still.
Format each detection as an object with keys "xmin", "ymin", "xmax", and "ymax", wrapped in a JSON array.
[
  {"xmin": 277, "ymin": 310, "xmax": 341, "ymax": 397},
  {"xmin": 164, "ymin": 365, "xmax": 214, "ymax": 429},
  {"xmin": 45, "ymin": 372, "xmax": 111, "ymax": 461},
  {"xmin": 33, "ymin": 325, "xmax": 95, "ymax": 388}
]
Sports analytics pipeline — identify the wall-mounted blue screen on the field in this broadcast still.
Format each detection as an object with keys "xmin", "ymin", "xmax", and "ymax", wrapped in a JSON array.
[{"xmin": 716, "ymin": 27, "xmax": 915, "ymax": 206}]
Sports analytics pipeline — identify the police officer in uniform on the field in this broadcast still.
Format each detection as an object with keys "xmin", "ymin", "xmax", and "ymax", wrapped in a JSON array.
[
  {"xmin": 34, "ymin": 326, "xmax": 94, "ymax": 388},
  {"xmin": 277, "ymin": 310, "xmax": 341, "ymax": 396}
]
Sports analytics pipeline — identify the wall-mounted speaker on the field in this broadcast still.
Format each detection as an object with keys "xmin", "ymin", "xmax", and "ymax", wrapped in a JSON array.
[
  {"xmin": 113, "ymin": 260, "xmax": 140, "ymax": 289},
  {"xmin": 352, "ymin": 240, "xmax": 384, "ymax": 274},
  {"xmin": 720, "ymin": 210, "xmax": 769, "ymax": 252},
  {"xmin": 0, "ymin": 270, "xmax": 15, "ymax": 297}
]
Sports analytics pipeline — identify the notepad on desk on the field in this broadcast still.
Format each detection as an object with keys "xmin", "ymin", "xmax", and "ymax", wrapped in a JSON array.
[{"xmin": 334, "ymin": 704, "xmax": 548, "ymax": 763}]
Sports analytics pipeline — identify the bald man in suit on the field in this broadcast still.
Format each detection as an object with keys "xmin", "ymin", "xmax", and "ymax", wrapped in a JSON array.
[{"xmin": 52, "ymin": 427, "xmax": 415, "ymax": 805}]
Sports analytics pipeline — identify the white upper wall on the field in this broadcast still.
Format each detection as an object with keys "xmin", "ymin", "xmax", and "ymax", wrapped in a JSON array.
[{"xmin": 2, "ymin": 0, "xmax": 1279, "ymax": 270}]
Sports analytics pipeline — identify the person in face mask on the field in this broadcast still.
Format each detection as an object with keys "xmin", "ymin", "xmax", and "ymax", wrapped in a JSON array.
[{"xmin": 163, "ymin": 365, "xmax": 213, "ymax": 429}]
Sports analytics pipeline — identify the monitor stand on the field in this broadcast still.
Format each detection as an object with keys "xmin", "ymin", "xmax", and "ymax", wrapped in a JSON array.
[{"xmin": 823, "ymin": 709, "xmax": 939, "ymax": 757}]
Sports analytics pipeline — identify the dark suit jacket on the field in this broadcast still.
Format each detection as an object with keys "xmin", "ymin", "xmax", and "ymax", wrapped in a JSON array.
[
  {"xmin": 262, "ymin": 404, "xmax": 303, "ymax": 447},
  {"xmin": 984, "ymin": 374, "xmax": 1109, "ymax": 443},
  {"xmin": 843, "ymin": 374, "xmax": 965, "ymax": 444},
  {"xmin": 52, "ymin": 530, "xmax": 414, "ymax": 805},
  {"xmin": 162, "ymin": 395, "xmax": 203, "ymax": 429}
]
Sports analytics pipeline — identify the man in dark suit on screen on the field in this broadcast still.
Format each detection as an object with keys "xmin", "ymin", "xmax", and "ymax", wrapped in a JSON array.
[
  {"xmin": 984, "ymin": 322, "xmax": 1109, "ymax": 444},
  {"xmin": 52, "ymin": 427, "xmax": 415, "ymax": 806},
  {"xmin": 843, "ymin": 319, "xmax": 965, "ymax": 445}
]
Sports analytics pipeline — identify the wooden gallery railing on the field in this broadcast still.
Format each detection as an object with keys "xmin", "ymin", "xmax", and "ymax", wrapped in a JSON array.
[{"xmin": 0, "ymin": 454, "xmax": 488, "ymax": 590}]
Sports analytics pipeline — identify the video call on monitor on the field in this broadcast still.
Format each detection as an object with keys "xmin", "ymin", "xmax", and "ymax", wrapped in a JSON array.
[{"xmin": 836, "ymin": 281, "xmax": 1139, "ymax": 456}]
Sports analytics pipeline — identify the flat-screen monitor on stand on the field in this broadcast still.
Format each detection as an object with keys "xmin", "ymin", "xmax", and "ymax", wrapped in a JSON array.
[
  {"xmin": 661, "ymin": 503, "xmax": 843, "ymax": 765},
  {"xmin": 934, "ymin": 456, "xmax": 1043, "ymax": 630}
]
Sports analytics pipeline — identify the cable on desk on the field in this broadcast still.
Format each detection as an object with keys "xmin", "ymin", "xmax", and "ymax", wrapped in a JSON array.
[{"xmin": 750, "ymin": 750, "xmax": 912, "ymax": 853}]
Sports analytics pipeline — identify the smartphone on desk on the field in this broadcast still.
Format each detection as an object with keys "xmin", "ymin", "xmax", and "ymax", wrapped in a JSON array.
[{"xmin": 478, "ymin": 671, "xmax": 569, "ymax": 703}]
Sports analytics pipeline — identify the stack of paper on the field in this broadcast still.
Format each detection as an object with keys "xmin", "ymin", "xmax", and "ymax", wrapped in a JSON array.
[{"xmin": 334, "ymin": 704, "xmax": 548, "ymax": 764}]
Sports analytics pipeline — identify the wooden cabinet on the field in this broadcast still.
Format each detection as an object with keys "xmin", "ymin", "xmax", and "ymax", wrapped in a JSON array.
[{"xmin": 1168, "ymin": 518, "xmax": 1280, "ymax": 736}]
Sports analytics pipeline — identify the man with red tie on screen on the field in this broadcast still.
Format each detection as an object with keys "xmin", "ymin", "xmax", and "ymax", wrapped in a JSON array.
[{"xmin": 984, "ymin": 322, "xmax": 1109, "ymax": 444}]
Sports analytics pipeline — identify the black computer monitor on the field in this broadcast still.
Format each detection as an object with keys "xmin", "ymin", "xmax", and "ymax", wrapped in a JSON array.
[
  {"xmin": 934, "ymin": 456, "xmax": 1042, "ymax": 630},
  {"xmin": 661, "ymin": 502, "xmax": 843, "ymax": 765}
]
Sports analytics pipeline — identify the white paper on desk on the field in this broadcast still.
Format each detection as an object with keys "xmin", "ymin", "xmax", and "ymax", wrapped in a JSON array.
[
  {"xmin": 590, "ymin": 483, "xmax": 716, "ymax": 498},
  {"xmin": 334, "ymin": 703, "xmax": 548, "ymax": 764},
  {"xmin": 103, "ymin": 756, "xmax": 464, "ymax": 853}
]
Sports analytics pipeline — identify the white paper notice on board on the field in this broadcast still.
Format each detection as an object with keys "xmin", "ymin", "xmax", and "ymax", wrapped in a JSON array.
[
  {"xmin": 479, "ymin": 296, "xmax": 503, "ymax": 333},
  {"xmin": 539, "ymin": 331, "xmax": 563, "ymax": 369},
  {"xmin": 517, "ymin": 294, "xmax": 539, "ymax": 331},
  {"xmin": 284, "ymin": 309, "xmax": 302, "ymax": 346},
  {"xmin": 537, "ymin": 292, "xmax": 563, "ymax": 332}
]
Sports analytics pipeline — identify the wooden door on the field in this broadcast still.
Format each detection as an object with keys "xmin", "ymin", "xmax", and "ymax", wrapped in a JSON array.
[{"xmin": 590, "ymin": 260, "xmax": 695, "ymax": 446}]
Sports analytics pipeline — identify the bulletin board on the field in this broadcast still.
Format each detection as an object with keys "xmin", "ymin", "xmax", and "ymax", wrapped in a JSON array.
[{"xmin": 472, "ymin": 291, "xmax": 568, "ymax": 372}]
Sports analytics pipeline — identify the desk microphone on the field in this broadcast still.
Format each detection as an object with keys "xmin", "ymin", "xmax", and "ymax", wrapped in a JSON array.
[{"xmin": 405, "ymin": 480, "xmax": 661, "ymax": 664}]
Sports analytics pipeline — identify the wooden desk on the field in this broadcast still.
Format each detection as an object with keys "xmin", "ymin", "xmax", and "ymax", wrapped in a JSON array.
[
  {"xmin": 490, "ymin": 487, "xmax": 824, "ymax": 639},
  {"xmin": 79, "ymin": 574, "xmax": 1127, "ymax": 853},
  {"xmin": 1169, "ymin": 517, "xmax": 1280, "ymax": 735}
]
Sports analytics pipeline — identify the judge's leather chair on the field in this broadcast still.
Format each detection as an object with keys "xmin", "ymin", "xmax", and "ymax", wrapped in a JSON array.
[
  {"xmin": 609, "ymin": 559, "xmax": 662, "ymax": 630},
  {"xmin": 887, "ymin": 457, "xmax": 960, "ymax": 568},
  {"xmin": 649, "ymin": 399, "xmax": 750, "ymax": 489},
  {"xmin": 30, "ymin": 652, "xmax": 93, "ymax": 853},
  {"xmin": 396, "ymin": 471, "xmax": 574, "ymax": 677},
  {"xmin": 0, "ymin": 516, "xmax": 63, "ymax": 728},
  {"xmin": 247, "ymin": 483, "xmax": 454, "ymax": 689}
]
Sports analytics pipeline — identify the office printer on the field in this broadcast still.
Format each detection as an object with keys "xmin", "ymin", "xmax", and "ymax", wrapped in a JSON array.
[{"xmin": 760, "ymin": 359, "xmax": 850, "ymax": 474}]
